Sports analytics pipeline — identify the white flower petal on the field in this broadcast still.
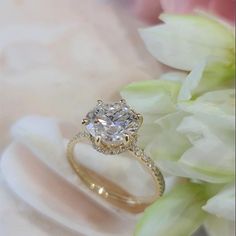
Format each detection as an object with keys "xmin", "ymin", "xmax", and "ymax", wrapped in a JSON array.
[
  {"xmin": 177, "ymin": 61, "xmax": 206, "ymax": 101},
  {"xmin": 177, "ymin": 116, "xmax": 234, "ymax": 177},
  {"xmin": 203, "ymin": 184, "xmax": 235, "ymax": 221},
  {"xmin": 179, "ymin": 89, "xmax": 235, "ymax": 130},
  {"xmin": 121, "ymin": 79, "xmax": 181, "ymax": 116},
  {"xmin": 135, "ymin": 183, "xmax": 208, "ymax": 236},
  {"xmin": 157, "ymin": 160, "xmax": 232, "ymax": 183},
  {"xmin": 204, "ymin": 216, "xmax": 235, "ymax": 236},
  {"xmin": 142, "ymin": 112, "xmax": 231, "ymax": 182},
  {"xmin": 145, "ymin": 112, "xmax": 190, "ymax": 162},
  {"xmin": 139, "ymin": 14, "xmax": 234, "ymax": 70},
  {"xmin": 159, "ymin": 14, "xmax": 234, "ymax": 49},
  {"xmin": 177, "ymin": 89, "xmax": 235, "ymax": 180},
  {"xmin": 160, "ymin": 71, "xmax": 187, "ymax": 83}
]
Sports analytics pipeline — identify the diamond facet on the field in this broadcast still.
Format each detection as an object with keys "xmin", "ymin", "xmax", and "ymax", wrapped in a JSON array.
[{"xmin": 85, "ymin": 101, "xmax": 141, "ymax": 145}]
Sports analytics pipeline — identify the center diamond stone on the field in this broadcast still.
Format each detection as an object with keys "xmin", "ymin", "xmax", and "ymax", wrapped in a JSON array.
[{"xmin": 85, "ymin": 101, "xmax": 141, "ymax": 145}]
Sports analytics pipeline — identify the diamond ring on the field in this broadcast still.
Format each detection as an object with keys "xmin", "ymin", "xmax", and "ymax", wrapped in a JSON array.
[{"xmin": 67, "ymin": 99, "xmax": 165, "ymax": 213}]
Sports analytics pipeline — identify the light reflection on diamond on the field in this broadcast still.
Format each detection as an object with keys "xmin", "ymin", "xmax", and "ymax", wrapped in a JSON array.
[{"xmin": 85, "ymin": 102, "xmax": 140, "ymax": 144}]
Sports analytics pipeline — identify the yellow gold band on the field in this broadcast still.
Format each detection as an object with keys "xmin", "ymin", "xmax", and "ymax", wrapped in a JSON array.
[{"xmin": 67, "ymin": 132, "xmax": 165, "ymax": 213}]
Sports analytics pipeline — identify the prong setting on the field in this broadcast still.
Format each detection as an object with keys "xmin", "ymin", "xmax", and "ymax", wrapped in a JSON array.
[
  {"xmin": 85, "ymin": 100, "xmax": 142, "ymax": 154},
  {"xmin": 124, "ymin": 134, "xmax": 130, "ymax": 144},
  {"xmin": 97, "ymin": 100, "xmax": 103, "ymax": 105},
  {"xmin": 94, "ymin": 119, "xmax": 99, "ymax": 124},
  {"xmin": 95, "ymin": 136, "xmax": 102, "ymax": 146},
  {"xmin": 137, "ymin": 114, "xmax": 143, "ymax": 125},
  {"xmin": 82, "ymin": 118, "xmax": 89, "ymax": 125}
]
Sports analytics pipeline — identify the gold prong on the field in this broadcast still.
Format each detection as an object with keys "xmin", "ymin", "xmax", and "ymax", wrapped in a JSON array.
[
  {"xmin": 95, "ymin": 136, "xmax": 102, "ymax": 145},
  {"xmin": 137, "ymin": 114, "xmax": 143, "ymax": 124},
  {"xmin": 94, "ymin": 119, "xmax": 99, "ymax": 124},
  {"xmin": 97, "ymin": 100, "xmax": 103, "ymax": 105},
  {"xmin": 124, "ymin": 134, "xmax": 130, "ymax": 144},
  {"xmin": 82, "ymin": 118, "xmax": 89, "ymax": 125}
]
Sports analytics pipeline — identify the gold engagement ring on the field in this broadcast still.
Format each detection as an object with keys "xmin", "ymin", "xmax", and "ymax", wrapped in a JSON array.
[{"xmin": 67, "ymin": 99, "xmax": 165, "ymax": 213}]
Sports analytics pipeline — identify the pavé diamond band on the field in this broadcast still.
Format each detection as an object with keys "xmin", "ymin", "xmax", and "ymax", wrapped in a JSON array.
[{"xmin": 67, "ymin": 99, "xmax": 165, "ymax": 213}]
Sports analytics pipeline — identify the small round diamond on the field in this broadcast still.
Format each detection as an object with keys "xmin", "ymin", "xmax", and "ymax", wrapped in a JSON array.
[{"xmin": 85, "ymin": 101, "xmax": 141, "ymax": 145}]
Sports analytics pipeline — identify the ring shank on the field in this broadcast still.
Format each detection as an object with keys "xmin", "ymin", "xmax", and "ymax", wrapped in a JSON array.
[{"xmin": 67, "ymin": 132, "xmax": 165, "ymax": 213}]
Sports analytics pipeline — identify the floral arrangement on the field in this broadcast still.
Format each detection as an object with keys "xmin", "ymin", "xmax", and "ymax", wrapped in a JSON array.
[
  {"xmin": 121, "ymin": 12, "xmax": 235, "ymax": 236},
  {"xmin": 0, "ymin": 1, "xmax": 234, "ymax": 236}
]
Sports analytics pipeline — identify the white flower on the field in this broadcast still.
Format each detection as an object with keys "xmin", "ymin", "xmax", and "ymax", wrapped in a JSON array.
[
  {"xmin": 122, "ymin": 68, "xmax": 235, "ymax": 236},
  {"xmin": 139, "ymin": 13, "xmax": 235, "ymax": 71},
  {"xmin": 139, "ymin": 13, "xmax": 235, "ymax": 95},
  {"xmin": 121, "ymin": 75, "xmax": 235, "ymax": 184},
  {"xmin": 121, "ymin": 13, "xmax": 235, "ymax": 236}
]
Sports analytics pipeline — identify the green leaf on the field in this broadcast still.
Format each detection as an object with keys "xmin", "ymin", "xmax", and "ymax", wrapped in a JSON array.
[{"xmin": 135, "ymin": 183, "xmax": 209, "ymax": 236}]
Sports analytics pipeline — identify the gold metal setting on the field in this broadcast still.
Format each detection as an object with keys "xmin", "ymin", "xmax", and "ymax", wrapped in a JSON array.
[{"xmin": 82, "ymin": 118, "xmax": 89, "ymax": 125}]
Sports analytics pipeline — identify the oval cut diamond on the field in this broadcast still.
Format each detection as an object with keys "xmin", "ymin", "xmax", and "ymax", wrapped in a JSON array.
[{"xmin": 85, "ymin": 102, "xmax": 140, "ymax": 144}]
